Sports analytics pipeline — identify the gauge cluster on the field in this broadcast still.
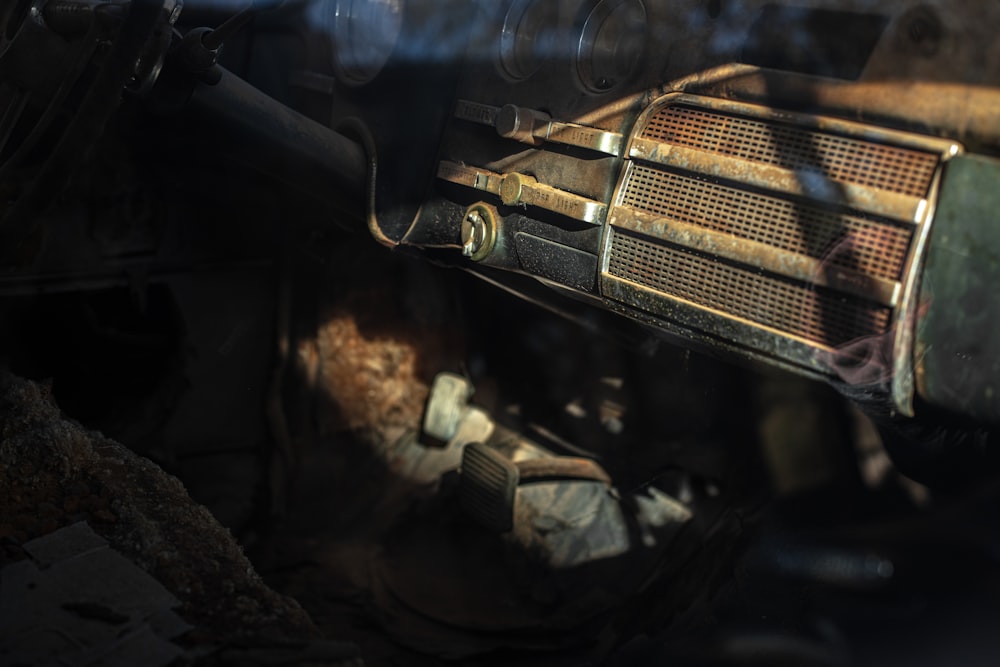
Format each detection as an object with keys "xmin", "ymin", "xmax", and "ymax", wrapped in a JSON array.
[
  {"xmin": 489, "ymin": 0, "xmax": 661, "ymax": 108},
  {"xmin": 496, "ymin": 0, "xmax": 650, "ymax": 93},
  {"xmin": 327, "ymin": 0, "xmax": 405, "ymax": 86},
  {"xmin": 576, "ymin": 0, "xmax": 648, "ymax": 92},
  {"xmin": 318, "ymin": 0, "xmax": 658, "ymax": 94},
  {"xmin": 499, "ymin": 0, "xmax": 560, "ymax": 82}
]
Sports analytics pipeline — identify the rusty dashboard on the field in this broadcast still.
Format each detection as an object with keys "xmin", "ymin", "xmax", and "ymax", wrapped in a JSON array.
[
  {"xmin": 3, "ymin": 0, "xmax": 1000, "ymax": 425},
  {"xmin": 298, "ymin": 0, "xmax": 1000, "ymax": 420}
]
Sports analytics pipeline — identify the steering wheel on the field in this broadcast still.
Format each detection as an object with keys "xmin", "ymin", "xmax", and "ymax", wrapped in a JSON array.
[{"xmin": 0, "ymin": 0, "xmax": 170, "ymax": 262}]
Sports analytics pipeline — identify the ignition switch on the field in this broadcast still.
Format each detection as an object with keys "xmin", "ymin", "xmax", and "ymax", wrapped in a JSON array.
[{"xmin": 461, "ymin": 203, "xmax": 498, "ymax": 261}]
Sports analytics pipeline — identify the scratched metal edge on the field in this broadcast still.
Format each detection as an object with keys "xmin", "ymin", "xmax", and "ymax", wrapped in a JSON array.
[
  {"xmin": 600, "ymin": 272, "xmax": 835, "ymax": 375},
  {"xmin": 890, "ymin": 159, "xmax": 954, "ymax": 418},
  {"xmin": 631, "ymin": 92, "xmax": 963, "ymax": 158}
]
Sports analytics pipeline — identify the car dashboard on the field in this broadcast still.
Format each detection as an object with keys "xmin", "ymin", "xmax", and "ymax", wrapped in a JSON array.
[
  {"xmin": 4, "ymin": 0, "xmax": 1000, "ymax": 664},
  {"xmin": 287, "ymin": 0, "xmax": 1000, "ymax": 425}
]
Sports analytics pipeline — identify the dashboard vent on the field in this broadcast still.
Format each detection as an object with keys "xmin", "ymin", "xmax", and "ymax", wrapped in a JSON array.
[
  {"xmin": 602, "ymin": 93, "xmax": 960, "ymax": 371},
  {"xmin": 620, "ymin": 164, "xmax": 912, "ymax": 283},
  {"xmin": 639, "ymin": 104, "xmax": 939, "ymax": 198},
  {"xmin": 608, "ymin": 229, "xmax": 892, "ymax": 347}
]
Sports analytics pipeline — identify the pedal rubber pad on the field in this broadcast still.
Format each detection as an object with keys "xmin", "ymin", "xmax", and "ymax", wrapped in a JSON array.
[{"xmin": 459, "ymin": 442, "xmax": 519, "ymax": 532}]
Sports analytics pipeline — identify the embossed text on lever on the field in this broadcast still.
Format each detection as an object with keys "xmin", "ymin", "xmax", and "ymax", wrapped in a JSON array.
[
  {"xmin": 436, "ymin": 161, "xmax": 607, "ymax": 225},
  {"xmin": 454, "ymin": 100, "xmax": 624, "ymax": 157}
]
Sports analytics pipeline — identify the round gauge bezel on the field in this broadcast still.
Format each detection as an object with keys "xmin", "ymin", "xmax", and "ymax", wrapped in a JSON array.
[
  {"xmin": 498, "ymin": 0, "xmax": 560, "ymax": 82},
  {"xmin": 329, "ymin": 0, "xmax": 406, "ymax": 86},
  {"xmin": 576, "ymin": 0, "xmax": 648, "ymax": 93}
]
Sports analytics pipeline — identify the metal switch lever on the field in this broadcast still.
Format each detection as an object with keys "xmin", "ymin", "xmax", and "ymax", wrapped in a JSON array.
[
  {"xmin": 454, "ymin": 100, "xmax": 624, "ymax": 157},
  {"xmin": 495, "ymin": 104, "xmax": 550, "ymax": 146},
  {"xmin": 437, "ymin": 161, "xmax": 607, "ymax": 225}
]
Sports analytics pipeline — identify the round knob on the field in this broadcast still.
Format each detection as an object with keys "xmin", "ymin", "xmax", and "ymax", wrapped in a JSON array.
[
  {"xmin": 495, "ymin": 104, "xmax": 550, "ymax": 145},
  {"xmin": 500, "ymin": 172, "xmax": 536, "ymax": 206},
  {"xmin": 461, "ymin": 211, "xmax": 487, "ymax": 257},
  {"xmin": 460, "ymin": 204, "xmax": 498, "ymax": 261}
]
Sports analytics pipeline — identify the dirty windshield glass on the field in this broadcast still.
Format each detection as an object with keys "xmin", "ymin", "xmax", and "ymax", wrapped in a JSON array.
[{"xmin": 1, "ymin": 1, "xmax": 998, "ymax": 665}]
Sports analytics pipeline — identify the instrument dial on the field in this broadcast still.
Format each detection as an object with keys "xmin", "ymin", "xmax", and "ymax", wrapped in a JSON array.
[
  {"xmin": 329, "ymin": 0, "xmax": 405, "ymax": 85},
  {"xmin": 577, "ymin": 0, "xmax": 647, "ymax": 92},
  {"xmin": 499, "ymin": 0, "xmax": 560, "ymax": 81}
]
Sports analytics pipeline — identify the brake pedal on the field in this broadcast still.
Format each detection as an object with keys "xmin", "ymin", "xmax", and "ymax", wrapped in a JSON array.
[{"xmin": 459, "ymin": 442, "xmax": 519, "ymax": 532}]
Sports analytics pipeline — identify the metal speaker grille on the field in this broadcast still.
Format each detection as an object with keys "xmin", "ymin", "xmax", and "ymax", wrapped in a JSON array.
[
  {"xmin": 608, "ymin": 230, "xmax": 892, "ymax": 347},
  {"xmin": 640, "ymin": 105, "xmax": 939, "ymax": 197},
  {"xmin": 621, "ymin": 164, "xmax": 912, "ymax": 281}
]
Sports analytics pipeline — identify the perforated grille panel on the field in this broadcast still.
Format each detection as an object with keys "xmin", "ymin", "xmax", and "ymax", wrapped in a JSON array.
[
  {"xmin": 608, "ymin": 230, "xmax": 892, "ymax": 347},
  {"xmin": 621, "ymin": 164, "xmax": 912, "ymax": 281},
  {"xmin": 640, "ymin": 105, "xmax": 939, "ymax": 198},
  {"xmin": 603, "ymin": 95, "xmax": 956, "ymax": 360}
]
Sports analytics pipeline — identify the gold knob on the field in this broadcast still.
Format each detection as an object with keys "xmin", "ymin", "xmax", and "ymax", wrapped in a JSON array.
[{"xmin": 499, "ymin": 173, "xmax": 536, "ymax": 206}]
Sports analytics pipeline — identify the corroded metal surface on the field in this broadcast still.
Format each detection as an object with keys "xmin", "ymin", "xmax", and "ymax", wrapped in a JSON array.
[
  {"xmin": 601, "ymin": 92, "xmax": 959, "ymax": 410},
  {"xmin": 629, "ymin": 137, "xmax": 928, "ymax": 222},
  {"xmin": 610, "ymin": 207, "xmax": 900, "ymax": 306},
  {"xmin": 607, "ymin": 228, "xmax": 893, "ymax": 348}
]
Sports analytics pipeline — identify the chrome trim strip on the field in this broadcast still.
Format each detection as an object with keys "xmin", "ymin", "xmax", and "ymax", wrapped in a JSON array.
[
  {"xmin": 631, "ymin": 92, "xmax": 963, "ymax": 158},
  {"xmin": 890, "ymin": 160, "xmax": 953, "ymax": 417}
]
